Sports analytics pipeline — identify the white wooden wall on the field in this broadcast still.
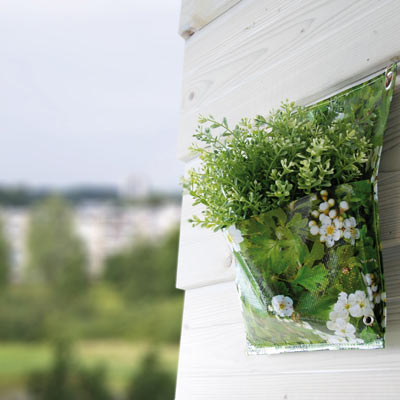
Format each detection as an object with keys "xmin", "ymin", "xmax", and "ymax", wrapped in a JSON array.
[{"xmin": 175, "ymin": 1, "xmax": 400, "ymax": 398}]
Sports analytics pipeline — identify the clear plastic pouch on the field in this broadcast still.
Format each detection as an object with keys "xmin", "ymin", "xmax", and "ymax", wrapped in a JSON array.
[{"xmin": 224, "ymin": 66, "xmax": 396, "ymax": 354}]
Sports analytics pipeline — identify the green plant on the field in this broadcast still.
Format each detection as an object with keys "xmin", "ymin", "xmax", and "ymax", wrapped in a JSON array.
[
  {"xmin": 126, "ymin": 350, "xmax": 175, "ymax": 400},
  {"xmin": 182, "ymin": 68, "xmax": 395, "ymax": 353},
  {"xmin": 27, "ymin": 341, "xmax": 113, "ymax": 400},
  {"xmin": 102, "ymin": 227, "xmax": 180, "ymax": 301},
  {"xmin": 182, "ymin": 77, "xmax": 387, "ymax": 231},
  {"xmin": 26, "ymin": 196, "xmax": 89, "ymax": 296}
]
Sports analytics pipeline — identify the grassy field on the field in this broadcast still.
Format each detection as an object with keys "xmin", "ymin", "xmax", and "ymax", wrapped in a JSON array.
[{"xmin": 0, "ymin": 341, "xmax": 179, "ymax": 397}]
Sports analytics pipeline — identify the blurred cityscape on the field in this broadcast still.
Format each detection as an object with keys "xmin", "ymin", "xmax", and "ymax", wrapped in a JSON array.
[
  {"xmin": 0, "ymin": 0, "xmax": 184, "ymax": 397},
  {"xmin": 1, "ymin": 185, "xmax": 180, "ymax": 279},
  {"xmin": 0, "ymin": 182, "xmax": 182, "ymax": 400}
]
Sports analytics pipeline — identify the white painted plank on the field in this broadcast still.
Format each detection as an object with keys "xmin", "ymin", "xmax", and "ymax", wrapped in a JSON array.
[
  {"xmin": 175, "ymin": 1, "xmax": 400, "ymax": 398},
  {"xmin": 179, "ymin": 0, "xmax": 241, "ymax": 39},
  {"xmin": 175, "ymin": 371, "xmax": 400, "ymax": 400},
  {"xmin": 176, "ymin": 170, "xmax": 400, "ymax": 289},
  {"xmin": 178, "ymin": 0, "xmax": 400, "ymax": 160},
  {"xmin": 175, "ymin": 280, "xmax": 400, "ymax": 399}
]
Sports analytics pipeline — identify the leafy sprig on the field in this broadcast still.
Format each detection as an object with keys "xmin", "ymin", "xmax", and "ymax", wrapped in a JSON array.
[{"xmin": 183, "ymin": 84, "xmax": 382, "ymax": 231}]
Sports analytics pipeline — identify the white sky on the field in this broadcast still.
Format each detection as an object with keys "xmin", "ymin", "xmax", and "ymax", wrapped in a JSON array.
[{"xmin": 0, "ymin": 0, "xmax": 184, "ymax": 192}]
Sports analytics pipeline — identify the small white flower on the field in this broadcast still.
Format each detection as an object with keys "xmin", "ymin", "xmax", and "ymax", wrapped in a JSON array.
[
  {"xmin": 363, "ymin": 273, "xmax": 378, "ymax": 292},
  {"xmin": 319, "ymin": 214, "xmax": 331, "ymax": 225},
  {"xmin": 381, "ymin": 292, "xmax": 386, "ymax": 303},
  {"xmin": 328, "ymin": 198, "xmax": 335, "ymax": 207},
  {"xmin": 320, "ymin": 190, "xmax": 328, "ymax": 199},
  {"xmin": 348, "ymin": 290, "xmax": 374, "ymax": 318},
  {"xmin": 329, "ymin": 209, "xmax": 337, "ymax": 218},
  {"xmin": 310, "ymin": 225, "xmax": 320, "ymax": 235},
  {"xmin": 334, "ymin": 292, "xmax": 351, "ymax": 314},
  {"xmin": 343, "ymin": 217, "xmax": 360, "ymax": 245},
  {"xmin": 327, "ymin": 308, "xmax": 349, "ymax": 331},
  {"xmin": 320, "ymin": 220, "xmax": 341, "ymax": 248},
  {"xmin": 271, "ymin": 295, "xmax": 294, "ymax": 317},
  {"xmin": 363, "ymin": 273, "xmax": 372, "ymax": 287},
  {"xmin": 309, "ymin": 220, "xmax": 317, "ymax": 228},
  {"xmin": 319, "ymin": 201, "xmax": 329, "ymax": 213},
  {"xmin": 329, "ymin": 308, "xmax": 350, "ymax": 322},
  {"xmin": 333, "ymin": 216, "xmax": 343, "ymax": 229},
  {"xmin": 340, "ymin": 200, "xmax": 349, "ymax": 212},
  {"xmin": 335, "ymin": 322, "xmax": 356, "ymax": 340},
  {"xmin": 225, "ymin": 225, "xmax": 244, "ymax": 252},
  {"xmin": 344, "ymin": 216, "xmax": 357, "ymax": 228},
  {"xmin": 327, "ymin": 317, "xmax": 345, "ymax": 332},
  {"xmin": 311, "ymin": 210, "xmax": 320, "ymax": 218}
]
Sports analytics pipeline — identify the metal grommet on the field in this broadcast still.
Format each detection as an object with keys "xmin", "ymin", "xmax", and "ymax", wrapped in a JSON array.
[
  {"xmin": 385, "ymin": 68, "xmax": 394, "ymax": 91},
  {"xmin": 363, "ymin": 315, "xmax": 374, "ymax": 326}
]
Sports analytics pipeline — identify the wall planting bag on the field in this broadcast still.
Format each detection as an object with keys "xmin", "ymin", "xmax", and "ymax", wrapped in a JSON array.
[{"xmin": 183, "ymin": 65, "xmax": 396, "ymax": 354}]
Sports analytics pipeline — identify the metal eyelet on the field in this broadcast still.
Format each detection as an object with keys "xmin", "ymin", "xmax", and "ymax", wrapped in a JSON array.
[
  {"xmin": 385, "ymin": 69, "xmax": 394, "ymax": 91},
  {"xmin": 363, "ymin": 315, "xmax": 374, "ymax": 326}
]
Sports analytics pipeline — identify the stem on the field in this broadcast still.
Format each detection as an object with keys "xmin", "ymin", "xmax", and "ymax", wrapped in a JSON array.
[{"xmin": 264, "ymin": 148, "xmax": 283, "ymax": 179}]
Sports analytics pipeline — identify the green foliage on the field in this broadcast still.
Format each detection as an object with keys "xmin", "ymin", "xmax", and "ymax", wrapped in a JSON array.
[
  {"xmin": 0, "ymin": 284, "xmax": 183, "ymax": 344},
  {"xmin": 27, "ymin": 341, "xmax": 113, "ymax": 400},
  {"xmin": 102, "ymin": 227, "xmax": 180, "ymax": 301},
  {"xmin": 295, "ymin": 293, "xmax": 336, "ymax": 322},
  {"xmin": 0, "ymin": 285, "xmax": 51, "ymax": 341},
  {"xmin": 239, "ymin": 204, "xmax": 328, "ymax": 321},
  {"xmin": 293, "ymin": 263, "xmax": 328, "ymax": 292},
  {"xmin": 0, "ymin": 220, "xmax": 182, "ymax": 344},
  {"xmin": 360, "ymin": 327, "xmax": 378, "ymax": 343},
  {"xmin": 126, "ymin": 350, "xmax": 175, "ymax": 400},
  {"xmin": 26, "ymin": 196, "xmax": 89, "ymax": 296},
  {"xmin": 235, "ymin": 179, "xmax": 386, "ymax": 347},
  {"xmin": 182, "ymin": 75, "xmax": 388, "ymax": 231}
]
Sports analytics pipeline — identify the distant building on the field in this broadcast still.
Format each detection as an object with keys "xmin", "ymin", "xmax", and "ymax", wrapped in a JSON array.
[
  {"xmin": 0, "ymin": 202, "xmax": 181, "ymax": 279},
  {"xmin": 0, "ymin": 208, "xmax": 29, "ymax": 281},
  {"xmin": 119, "ymin": 174, "xmax": 151, "ymax": 199}
]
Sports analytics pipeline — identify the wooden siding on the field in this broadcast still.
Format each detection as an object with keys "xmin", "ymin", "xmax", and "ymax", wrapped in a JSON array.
[
  {"xmin": 175, "ymin": 0, "xmax": 400, "ymax": 398},
  {"xmin": 178, "ymin": 0, "xmax": 241, "ymax": 39}
]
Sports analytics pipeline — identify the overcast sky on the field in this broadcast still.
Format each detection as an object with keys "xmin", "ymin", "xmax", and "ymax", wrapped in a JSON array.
[{"xmin": 0, "ymin": 0, "xmax": 184, "ymax": 192}]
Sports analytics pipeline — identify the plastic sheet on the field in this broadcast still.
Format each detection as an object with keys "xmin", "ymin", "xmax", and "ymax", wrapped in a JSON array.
[{"xmin": 224, "ymin": 66, "xmax": 396, "ymax": 354}]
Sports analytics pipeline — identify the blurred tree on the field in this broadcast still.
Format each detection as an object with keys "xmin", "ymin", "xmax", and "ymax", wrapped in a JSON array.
[
  {"xmin": 0, "ymin": 216, "xmax": 11, "ymax": 288},
  {"xmin": 27, "ymin": 340, "xmax": 113, "ymax": 400},
  {"xmin": 102, "ymin": 227, "xmax": 180, "ymax": 301},
  {"xmin": 154, "ymin": 226, "xmax": 180, "ymax": 298},
  {"xmin": 126, "ymin": 350, "xmax": 175, "ymax": 400},
  {"xmin": 26, "ymin": 196, "xmax": 88, "ymax": 296}
]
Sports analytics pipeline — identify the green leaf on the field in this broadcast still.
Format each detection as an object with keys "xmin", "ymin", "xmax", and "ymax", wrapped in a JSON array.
[
  {"xmin": 360, "ymin": 327, "xmax": 378, "ymax": 343},
  {"xmin": 265, "ymin": 208, "xmax": 287, "ymax": 226},
  {"xmin": 293, "ymin": 263, "xmax": 329, "ymax": 292},
  {"xmin": 287, "ymin": 212, "xmax": 307, "ymax": 231},
  {"xmin": 296, "ymin": 292, "xmax": 336, "ymax": 320},
  {"xmin": 335, "ymin": 245, "xmax": 354, "ymax": 267},
  {"xmin": 304, "ymin": 241, "xmax": 324, "ymax": 268}
]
